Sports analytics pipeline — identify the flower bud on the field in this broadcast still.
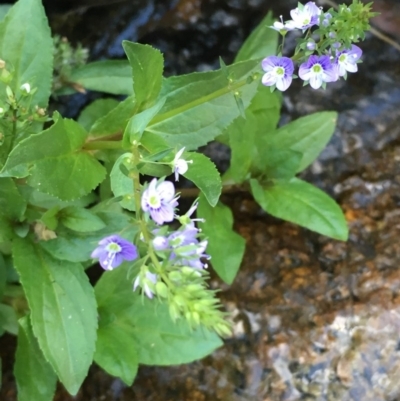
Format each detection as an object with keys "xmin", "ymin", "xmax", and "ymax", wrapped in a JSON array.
[
  {"xmin": 155, "ymin": 281, "xmax": 168, "ymax": 298},
  {"xmin": 20, "ymin": 83, "xmax": 31, "ymax": 94},
  {"xmin": 0, "ymin": 59, "xmax": 5, "ymax": 69}
]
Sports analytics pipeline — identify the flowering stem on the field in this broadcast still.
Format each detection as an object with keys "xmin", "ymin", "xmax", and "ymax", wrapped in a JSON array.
[{"xmin": 130, "ymin": 144, "xmax": 164, "ymax": 273}]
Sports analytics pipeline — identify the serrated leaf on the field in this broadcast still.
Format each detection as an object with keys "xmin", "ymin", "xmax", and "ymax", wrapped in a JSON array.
[
  {"xmin": 95, "ymin": 265, "xmax": 222, "ymax": 366},
  {"xmin": 0, "ymin": 0, "xmax": 53, "ymax": 106},
  {"xmin": 78, "ymin": 98, "xmax": 119, "ymax": 131},
  {"xmin": 197, "ymin": 196, "xmax": 245, "ymax": 284},
  {"xmin": 183, "ymin": 153, "xmax": 221, "ymax": 207},
  {"xmin": 1, "ymin": 116, "xmax": 106, "ymax": 200},
  {"xmin": 13, "ymin": 238, "xmax": 98, "ymax": 395},
  {"xmin": 14, "ymin": 316, "xmax": 57, "ymax": 401},
  {"xmin": 94, "ymin": 324, "xmax": 138, "ymax": 385},
  {"xmin": 250, "ymin": 177, "xmax": 348, "ymax": 240},
  {"xmin": 123, "ymin": 41, "xmax": 164, "ymax": 107},
  {"xmin": 261, "ymin": 111, "xmax": 338, "ymax": 172},
  {"xmin": 69, "ymin": 60, "xmax": 133, "ymax": 95},
  {"xmin": 145, "ymin": 59, "xmax": 260, "ymax": 150},
  {"xmin": 59, "ymin": 206, "xmax": 106, "ymax": 232},
  {"xmin": 88, "ymin": 95, "xmax": 138, "ymax": 139}
]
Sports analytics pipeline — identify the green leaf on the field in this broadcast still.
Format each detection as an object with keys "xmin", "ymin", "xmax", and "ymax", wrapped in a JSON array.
[
  {"xmin": 235, "ymin": 11, "xmax": 278, "ymax": 62},
  {"xmin": 0, "ymin": 253, "xmax": 6, "ymax": 298},
  {"xmin": 122, "ymin": 41, "xmax": 164, "ymax": 107},
  {"xmin": 261, "ymin": 111, "xmax": 338, "ymax": 172},
  {"xmin": 250, "ymin": 177, "xmax": 348, "ymax": 240},
  {"xmin": 69, "ymin": 60, "xmax": 133, "ymax": 95},
  {"xmin": 89, "ymin": 95, "xmax": 138, "ymax": 139},
  {"xmin": 110, "ymin": 153, "xmax": 136, "ymax": 211},
  {"xmin": 254, "ymin": 147, "xmax": 302, "ymax": 179},
  {"xmin": 197, "ymin": 196, "xmax": 245, "ymax": 284},
  {"xmin": 78, "ymin": 98, "xmax": 119, "ymax": 132},
  {"xmin": 94, "ymin": 323, "xmax": 139, "ymax": 386},
  {"xmin": 0, "ymin": 0, "xmax": 53, "ymax": 106},
  {"xmin": 0, "ymin": 303, "xmax": 18, "ymax": 334},
  {"xmin": 95, "ymin": 265, "xmax": 222, "ymax": 365},
  {"xmin": 40, "ymin": 206, "xmax": 60, "ymax": 230},
  {"xmin": 146, "ymin": 59, "xmax": 260, "ymax": 150},
  {"xmin": 14, "ymin": 316, "xmax": 57, "ymax": 401},
  {"xmin": 1, "ymin": 116, "xmax": 106, "ymax": 200},
  {"xmin": 0, "ymin": 5, "xmax": 11, "ymax": 21},
  {"xmin": 59, "ymin": 206, "xmax": 106, "ymax": 232},
  {"xmin": 41, "ymin": 209, "xmax": 138, "ymax": 263},
  {"xmin": 0, "ymin": 177, "xmax": 26, "ymax": 220},
  {"xmin": 13, "ymin": 238, "xmax": 98, "ymax": 395},
  {"xmin": 183, "ymin": 153, "xmax": 221, "ymax": 207},
  {"xmin": 122, "ymin": 97, "xmax": 166, "ymax": 146}
]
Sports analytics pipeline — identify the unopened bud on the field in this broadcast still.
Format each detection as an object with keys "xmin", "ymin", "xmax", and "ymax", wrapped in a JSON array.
[
  {"xmin": 155, "ymin": 281, "xmax": 168, "ymax": 298},
  {"xmin": 0, "ymin": 59, "xmax": 5, "ymax": 69},
  {"xmin": 20, "ymin": 83, "xmax": 31, "ymax": 94}
]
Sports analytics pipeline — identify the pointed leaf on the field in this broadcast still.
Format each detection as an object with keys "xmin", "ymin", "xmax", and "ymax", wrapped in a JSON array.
[
  {"xmin": 14, "ymin": 316, "xmax": 57, "ymax": 401},
  {"xmin": 94, "ymin": 324, "xmax": 139, "ymax": 385},
  {"xmin": 0, "ymin": 0, "xmax": 53, "ymax": 106},
  {"xmin": 13, "ymin": 238, "xmax": 98, "ymax": 395},
  {"xmin": 261, "ymin": 112, "xmax": 338, "ymax": 172},
  {"xmin": 197, "ymin": 196, "xmax": 245, "ymax": 284},
  {"xmin": 122, "ymin": 41, "xmax": 164, "ymax": 107},
  {"xmin": 250, "ymin": 177, "xmax": 348, "ymax": 240},
  {"xmin": 0, "ymin": 177, "xmax": 26, "ymax": 220},
  {"xmin": 183, "ymin": 152, "xmax": 221, "ymax": 207}
]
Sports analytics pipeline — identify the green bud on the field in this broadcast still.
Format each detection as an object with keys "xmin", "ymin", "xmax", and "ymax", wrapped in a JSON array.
[{"xmin": 155, "ymin": 281, "xmax": 168, "ymax": 298}]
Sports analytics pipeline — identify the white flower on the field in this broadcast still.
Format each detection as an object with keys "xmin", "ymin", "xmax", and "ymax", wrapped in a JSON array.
[
  {"xmin": 20, "ymin": 83, "xmax": 31, "ymax": 94},
  {"xmin": 172, "ymin": 147, "xmax": 192, "ymax": 181}
]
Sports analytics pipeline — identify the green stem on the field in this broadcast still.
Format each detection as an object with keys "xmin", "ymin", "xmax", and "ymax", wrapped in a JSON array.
[
  {"xmin": 83, "ymin": 140, "xmax": 123, "ymax": 150},
  {"xmin": 131, "ymin": 144, "xmax": 163, "ymax": 271}
]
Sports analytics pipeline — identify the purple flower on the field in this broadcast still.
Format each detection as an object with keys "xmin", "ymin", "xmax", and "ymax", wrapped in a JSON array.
[
  {"xmin": 299, "ymin": 55, "xmax": 338, "ymax": 89},
  {"xmin": 261, "ymin": 56, "xmax": 294, "ymax": 92},
  {"xmin": 141, "ymin": 178, "xmax": 179, "ymax": 225},
  {"xmin": 133, "ymin": 271, "xmax": 157, "ymax": 299},
  {"xmin": 91, "ymin": 235, "xmax": 138, "ymax": 270},
  {"xmin": 289, "ymin": 2, "xmax": 321, "ymax": 30},
  {"xmin": 335, "ymin": 45, "xmax": 362, "ymax": 77}
]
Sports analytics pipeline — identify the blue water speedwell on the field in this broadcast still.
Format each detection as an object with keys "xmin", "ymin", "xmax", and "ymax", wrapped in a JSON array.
[
  {"xmin": 133, "ymin": 271, "xmax": 158, "ymax": 299},
  {"xmin": 335, "ymin": 44, "xmax": 362, "ymax": 77},
  {"xmin": 261, "ymin": 56, "xmax": 294, "ymax": 91},
  {"xmin": 91, "ymin": 235, "xmax": 138, "ymax": 270},
  {"xmin": 141, "ymin": 178, "xmax": 179, "ymax": 225},
  {"xmin": 299, "ymin": 55, "xmax": 338, "ymax": 89},
  {"xmin": 289, "ymin": 1, "xmax": 321, "ymax": 30}
]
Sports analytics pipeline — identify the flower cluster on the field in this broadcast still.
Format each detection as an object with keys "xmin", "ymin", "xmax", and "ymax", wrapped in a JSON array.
[
  {"xmin": 261, "ymin": 0, "xmax": 374, "ymax": 91},
  {"xmin": 91, "ymin": 176, "xmax": 230, "ymax": 335}
]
